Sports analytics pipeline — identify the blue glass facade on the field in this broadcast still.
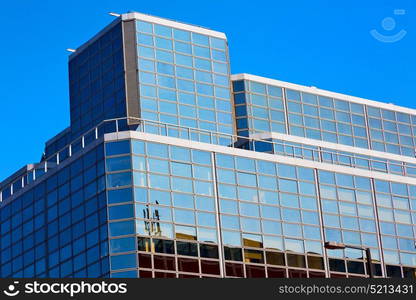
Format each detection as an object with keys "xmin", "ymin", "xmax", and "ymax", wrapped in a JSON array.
[
  {"xmin": 105, "ymin": 139, "xmax": 222, "ymax": 277},
  {"xmin": 68, "ymin": 22, "xmax": 126, "ymax": 141},
  {"xmin": 136, "ymin": 20, "xmax": 234, "ymax": 136},
  {"xmin": 233, "ymin": 77, "xmax": 416, "ymax": 158},
  {"xmin": 1, "ymin": 12, "xmax": 416, "ymax": 278},
  {"xmin": 233, "ymin": 79, "xmax": 286, "ymax": 137},
  {"xmin": 0, "ymin": 144, "xmax": 109, "ymax": 277},
  {"xmin": 102, "ymin": 137, "xmax": 416, "ymax": 278}
]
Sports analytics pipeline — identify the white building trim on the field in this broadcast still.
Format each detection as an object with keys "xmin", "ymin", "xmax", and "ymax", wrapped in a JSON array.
[
  {"xmin": 231, "ymin": 73, "xmax": 416, "ymax": 116},
  {"xmin": 250, "ymin": 132, "xmax": 416, "ymax": 165},
  {"xmin": 104, "ymin": 131, "xmax": 416, "ymax": 185},
  {"xmin": 122, "ymin": 12, "xmax": 227, "ymax": 39}
]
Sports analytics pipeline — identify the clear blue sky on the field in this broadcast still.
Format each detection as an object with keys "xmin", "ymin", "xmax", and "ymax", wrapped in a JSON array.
[{"xmin": 0, "ymin": 0, "xmax": 414, "ymax": 181}]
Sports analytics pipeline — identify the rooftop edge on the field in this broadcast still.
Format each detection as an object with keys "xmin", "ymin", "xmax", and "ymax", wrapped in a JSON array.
[
  {"xmin": 121, "ymin": 12, "xmax": 227, "ymax": 39},
  {"xmin": 69, "ymin": 11, "xmax": 227, "ymax": 60}
]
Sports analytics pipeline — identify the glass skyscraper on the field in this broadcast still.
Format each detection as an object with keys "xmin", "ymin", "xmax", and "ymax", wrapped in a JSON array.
[{"xmin": 1, "ymin": 12, "xmax": 416, "ymax": 278}]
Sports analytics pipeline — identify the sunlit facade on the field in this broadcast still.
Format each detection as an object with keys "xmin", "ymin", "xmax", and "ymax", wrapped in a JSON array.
[{"xmin": 0, "ymin": 12, "xmax": 415, "ymax": 278}]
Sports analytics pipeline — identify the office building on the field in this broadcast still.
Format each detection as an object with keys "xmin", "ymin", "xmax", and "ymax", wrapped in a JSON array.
[{"xmin": 0, "ymin": 12, "xmax": 415, "ymax": 278}]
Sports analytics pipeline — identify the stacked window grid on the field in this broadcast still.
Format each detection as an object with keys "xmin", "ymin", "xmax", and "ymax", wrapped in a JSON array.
[
  {"xmin": 232, "ymin": 79, "xmax": 416, "ymax": 159},
  {"xmin": 285, "ymin": 89, "xmax": 369, "ymax": 149},
  {"xmin": 216, "ymin": 153, "xmax": 326, "ymax": 277},
  {"xmin": 318, "ymin": 171, "xmax": 383, "ymax": 277},
  {"xmin": 374, "ymin": 179, "xmax": 416, "ymax": 276},
  {"xmin": 104, "ymin": 138, "xmax": 416, "ymax": 278},
  {"xmin": 233, "ymin": 80, "xmax": 287, "ymax": 137},
  {"xmin": 105, "ymin": 140, "xmax": 222, "ymax": 278},
  {"xmin": 5, "ymin": 112, "xmax": 416, "ymax": 206},
  {"xmin": 135, "ymin": 20, "xmax": 234, "ymax": 137},
  {"xmin": 319, "ymin": 171, "xmax": 416, "ymax": 277},
  {"xmin": 367, "ymin": 106, "xmax": 416, "ymax": 157},
  {"xmin": 69, "ymin": 23, "xmax": 126, "ymax": 139}
]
